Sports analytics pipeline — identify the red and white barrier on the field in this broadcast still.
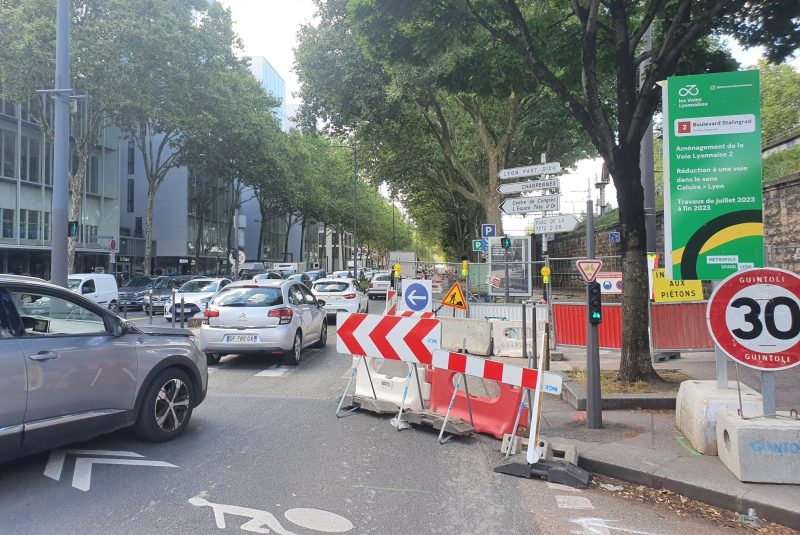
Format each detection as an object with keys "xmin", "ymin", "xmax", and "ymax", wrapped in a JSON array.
[
  {"xmin": 384, "ymin": 290, "xmax": 398, "ymax": 315},
  {"xmin": 336, "ymin": 312, "xmax": 441, "ymax": 364},
  {"xmin": 431, "ymin": 350, "xmax": 539, "ymax": 390}
]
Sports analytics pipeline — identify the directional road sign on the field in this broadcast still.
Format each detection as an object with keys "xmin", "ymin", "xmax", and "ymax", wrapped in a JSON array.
[
  {"xmin": 497, "ymin": 162, "xmax": 561, "ymax": 181},
  {"xmin": 481, "ymin": 223, "xmax": 496, "ymax": 238},
  {"xmin": 609, "ymin": 231, "xmax": 621, "ymax": 244},
  {"xmin": 576, "ymin": 259, "xmax": 603, "ymax": 283},
  {"xmin": 707, "ymin": 267, "xmax": 800, "ymax": 371},
  {"xmin": 400, "ymin": 280, "xmax": 433, "ymax": 312},
  {"xmin": 534, "ymin": 214, "xmax": 579, "ymax": 234},
  {"xmin": 472, "ymin": 239, "xmax": 488, "ymax": 252},
  {"xmin": 336, "ymin": 312, "xmax": 442, "ymax": 364},
  {"xmin": 499, "ymin": 194, "xmax": 560, "ymax": 215},
  {"xmin": 496, "ymin": 178, "xmax": 559, "ymax": 195}
]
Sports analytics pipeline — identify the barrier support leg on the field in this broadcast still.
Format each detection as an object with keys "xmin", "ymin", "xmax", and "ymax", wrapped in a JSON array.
[
  {"xmin": 437, "ymin": 375, "xmax": 463, "ymax": 445},
  {"xmin": 413, "ymin": 363, "xmax": 425, "ymax": 410},
  {"xmin": 505, "ymin": 388, "xmax": 528, "ymax": 459},
  {"xmin": 361, "ymin": 356, "xmax": 378, "ymax": 400},
  {"xmin": 392, "ymin": 368, "xmax": 414, "ymax": 431},
  {"xmin": 462, "ymin": 373, "xmax": 475, "ymax": 428},
  {"xmin": 335, "ymin": 357, "xmax": 361, "ymax": 418}
]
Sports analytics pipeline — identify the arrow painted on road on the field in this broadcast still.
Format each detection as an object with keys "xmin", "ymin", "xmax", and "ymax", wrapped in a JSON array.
[
  {"xmin": 337, "ymin": 313, "xmax": 368, "ymax": 355},
  {"xmin": 368, "ymin": 315, "xmax": 402, "ymax": 360},
  {"xmin": 44, "ymin": 448, "xmax": 177, "ymax": 491}
]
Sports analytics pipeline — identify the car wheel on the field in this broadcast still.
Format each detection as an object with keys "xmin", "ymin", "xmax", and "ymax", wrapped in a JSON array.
[
  {"xmin": 313, "ymin": 321, "xmax": 327, "ymax": 348},
  {"xmin": 134, "ymin": 368, "xmax": 193, "ymax": 442},
  {"xmin": 283, "ymin": 331, "xmax": 302, "ymax": 366},
  {"xmin": 206, "ymin": 352, "xmax": 222, "ymax": 366}
]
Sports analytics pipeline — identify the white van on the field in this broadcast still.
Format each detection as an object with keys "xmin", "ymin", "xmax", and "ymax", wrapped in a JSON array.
[{"xmin": 67, "ymin": 273, "xmax": 119, "ymax": 310}]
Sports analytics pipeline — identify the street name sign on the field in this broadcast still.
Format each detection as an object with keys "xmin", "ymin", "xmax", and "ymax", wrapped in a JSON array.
[
  {"xmin": 499, "ymin": 194, "xmax": 560, "ymax": 215},
  {"xmin": 534, "ymin": 214, "xmax": 579, "ymax": 234},
  {"xmin": 707, "ymin": 268, "xmax": 800, "ymax": 371},
  {"xmin": 576, "ymin": 259, "xmax": 603, "ymax": 283},
  {"xmin": 663, "ymin": 69, "xmax": 764, "ymax": 280},
  {"xmin": 400, "ymin": 280, "xmax": 433, "ymax": 312},
  {"xmin": 498, "ymin": 162, "xmax": 561, "ymax": 180},
  {"xmin": 496, "ymin": 178, "xmax": 559, "ymax": 195},
  {"xmin": 336, "ymin": 312, "xmax": 442, "ymax": 364}
]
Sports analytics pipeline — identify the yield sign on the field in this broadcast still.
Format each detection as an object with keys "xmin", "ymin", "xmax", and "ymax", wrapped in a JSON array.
[
  {"xmin": 336, "ymin": 312, "xmax": 441, "ymax": 364},
  {"xmin": 576, "ymin": 259, "xmax": 603, "ymax": 282},
  {"xmin": 440, "ymin": 282, "xmax": 468, "ymax": 311}
]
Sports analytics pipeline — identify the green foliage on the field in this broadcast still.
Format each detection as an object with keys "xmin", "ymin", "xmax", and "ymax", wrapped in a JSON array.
[
  {"xmin": 759, "ymin": 61, "xmax": 800, "ymax": 145},
  {"xmin": 763, "ymin": 145, "xmax": 800, "ymax": 182}
]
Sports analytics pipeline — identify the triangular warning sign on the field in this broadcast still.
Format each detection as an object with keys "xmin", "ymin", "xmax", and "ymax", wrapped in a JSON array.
[
  {"xmin": 576, "ymin": 259, "xmax": 603, "ymax": 282},
  {"xmin": 441, "ymin": 282, "xmax": 468, "ymax": 311}
]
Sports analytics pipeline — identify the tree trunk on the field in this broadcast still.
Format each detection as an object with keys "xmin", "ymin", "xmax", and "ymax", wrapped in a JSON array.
[
  {"xmin": 257, "ymin": 202, "xmax": 268, "ymax": 261},
  {"xmin": 194, "ymin": 214, "xmax": 204, "ymax": 274},
  {"xmin": 485, "ymin": 151, "xmax": 504, "ymax": 234},
  {"xmin": 615, "ymin": 145, "xmax": 657, "ymax": 382},
  {"xmin": 283, "ymin": 214, "xmax": 292, "ymax": 262},
  {"xmin": 144, "ymin": 186, "xmax": 156, "ymax": 276},
  {"xmin": 299, "ymin": 218, "xmax": 306, "ymax": 262},
  {"xmin": 66, "ymin": 156, "xmax": 88, "ymax": 274}
]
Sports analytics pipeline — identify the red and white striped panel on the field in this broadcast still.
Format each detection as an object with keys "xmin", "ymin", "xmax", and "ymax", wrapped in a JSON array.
[
  {"xmin": 431, "ymin": 349, "xmax": 539, "ymax": 389},
  {"xmin": 337, "ymin": 312, "xmax": 441, "ymax": 364},
  {"xmin": 395, "ymin": 311, "xmax": 435, "ymax": 318},
  {"xmin": 384, "ymin": 290, "xmax": 397, "ymax": 315}
]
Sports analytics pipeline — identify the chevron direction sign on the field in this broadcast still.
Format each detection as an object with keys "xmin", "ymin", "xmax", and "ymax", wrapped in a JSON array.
[{"xmin": 336, "ymin": 312, "xmax": 441, "ymax": 364}]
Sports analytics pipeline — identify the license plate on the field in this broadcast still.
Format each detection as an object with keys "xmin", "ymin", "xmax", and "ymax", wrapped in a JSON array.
[{"xmin": 225, "ymin": 334, "xmax": 259, "ymax": 343}]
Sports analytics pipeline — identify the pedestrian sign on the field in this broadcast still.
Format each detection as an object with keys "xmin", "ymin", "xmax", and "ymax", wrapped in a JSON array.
[{"xmin": 441, "ymin": 282, "xmax": 468, "ymax": 311}]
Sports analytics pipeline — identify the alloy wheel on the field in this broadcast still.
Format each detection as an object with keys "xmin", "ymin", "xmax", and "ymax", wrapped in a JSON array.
[{"xmin": 154, "ymin": 378, "xmax": 190, "ymax": 432}]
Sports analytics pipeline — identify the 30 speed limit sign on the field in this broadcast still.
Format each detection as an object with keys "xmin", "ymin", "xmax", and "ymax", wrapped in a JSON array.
[{"xmin": 707, "ymin": 268, "xmax": 800, "ymax": 371}]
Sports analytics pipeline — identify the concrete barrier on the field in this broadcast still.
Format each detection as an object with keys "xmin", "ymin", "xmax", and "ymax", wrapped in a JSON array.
[
  {"xmin": 675, "ymin": 380, "xmax": 763, "ymax": 455},
  {"xmin": 438, "ymin": 317, "xmax": 492, "ymax": 356},
  {"xmin": 717, "ymin": 411, "xmax": 800, "ymax": 483},
  {"xmin": 491, "ymin": 321, "xmax": 546, "ymax": 358}
]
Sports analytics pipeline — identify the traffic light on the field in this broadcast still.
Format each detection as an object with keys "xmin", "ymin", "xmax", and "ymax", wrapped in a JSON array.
[
  {"xmin": 500, "ymin": 236, "xmax": 511, "ymax": 249},
  {"xmin": 588, "ymin": 281, "xmax": 602, "ymax": 325},
  {"xmin": 67, "ymin": 220, "xmax": 78, "ymax": 238}
]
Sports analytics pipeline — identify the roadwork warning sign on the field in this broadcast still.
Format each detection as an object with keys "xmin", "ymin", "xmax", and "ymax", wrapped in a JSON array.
[{"xmin": 441, "ymin": 283, "xmax": 468, "ymax": 311}]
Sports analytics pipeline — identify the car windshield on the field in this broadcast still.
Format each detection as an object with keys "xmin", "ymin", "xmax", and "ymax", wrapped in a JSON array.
[
  {"xmin": 314, "ymin": 282, "xmax": 350, "ymax": 293},
  {"xmin": 213, "ymin": 287, "xmax": 283, "ymax": 307},
  {"xmin": 67, "ymin": 278, "xmax": 81, "ymax": 290},
  {"xmin": 306, "ymin": 272, "xmax": 321, "ymax": 281},
  {"xmin": 123, "ymin": 276, "xmax": 152, "ymax": 288},
  {"xmin": 179, "ymin": 280, "xmax": 217, "ymax": 293},
  {"xmin": 375, "ymin": 274, "xmax": 392, "ymax": 281}
]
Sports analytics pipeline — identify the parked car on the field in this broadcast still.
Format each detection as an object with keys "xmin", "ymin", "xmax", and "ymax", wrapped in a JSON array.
[
  {"xmin": 287, "ymin": 272, "xmax": 312, "ymax": 289},
  {"xmin": 118, "ymin": 275, "xmax": 157, "ymax": 311},
  {"xmin": 238, "ymin": 268, "xmax": 265, "ymax": 280},
  {"xmin": 199, "ymin": 280, "xmax": 327, "ymax": 366},
  {"xmin": 330, "ymin": 270, "xmax": 351, "ymax": 279},
  {"xmin": 67, "ymin": 273, "xmax": 119, "ymax": 311},
  {"xmin": 164, "ymin": 278, "xmax": 232, "ymax": 322},
  {"xmin": 0, "ymin": 275, "xmax": 207, "ymax": 463},
  {"xmin": 253, "ymin": 271, "xmax": 284, "ymax": 282},
  {"xmin": 304, "ymin": 269, "xmax": 326, "ymax": 283},
  {"xmin": 367, "ymin": 272, "xmax": 392, "ymax": 299},
  {"xmin": 142, "ymin": 275, "xmax": 194, "ymax": 315},
  {"xmin": 311, "ymin": 278, "xmax": 369, "ymax": 316}
]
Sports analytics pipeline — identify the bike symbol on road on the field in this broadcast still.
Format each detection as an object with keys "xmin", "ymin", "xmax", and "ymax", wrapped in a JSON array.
[{"xmin": 190, "ymin": 496, "xmax": 353, "ymax": 534}]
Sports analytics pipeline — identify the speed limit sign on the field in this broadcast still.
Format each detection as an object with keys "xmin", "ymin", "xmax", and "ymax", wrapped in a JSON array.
[{"xmin": 707, "ymin": 268, "xmax": 800, "ymax": 371}]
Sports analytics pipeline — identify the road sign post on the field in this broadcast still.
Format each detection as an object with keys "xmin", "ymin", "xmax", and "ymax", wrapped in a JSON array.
[
  {"xmin": 585, "ymin": 199, "xmax": 602, "ymax": 429},
  {"xmin": 707, "ymin": 267, "xmax": 800, "ymax": 417}
]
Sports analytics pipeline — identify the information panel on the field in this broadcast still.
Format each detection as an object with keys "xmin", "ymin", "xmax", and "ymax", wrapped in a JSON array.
[{"xmin": 663, "ymin": 70, "xmax": 763, "ymax": 280}]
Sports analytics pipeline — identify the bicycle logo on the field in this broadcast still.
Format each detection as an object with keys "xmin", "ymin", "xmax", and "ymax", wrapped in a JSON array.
[
  {"xmin": 190, "ymin": 496, "xmax": 353, "ymax": 534},
  {"xmin": 678, "ymin": 84, "xmax": 699, "ymax": 97}
]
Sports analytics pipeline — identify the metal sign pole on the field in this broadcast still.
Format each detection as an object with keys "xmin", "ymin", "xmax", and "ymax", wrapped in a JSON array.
[
  {"xmin": 711, "ymin": 280, "xmax": 729, "ymax": 389},
  {"xmin": 761, "ymin": 371, "xmax": 776, "ymax": 418},
  {"xmin": 586, "ymin": 199, "xmax": 602, "ymax": 429},
  {"xmin": 504, "ymin": 243, "xmax": 510, "ymax": 303}
]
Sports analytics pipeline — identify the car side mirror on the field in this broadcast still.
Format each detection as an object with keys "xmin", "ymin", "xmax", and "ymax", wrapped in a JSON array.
[
  {"xmin": 112, "ymin": 317, "xmax": 127, "ymax": 336},
  {"xmin": 317, "ymin": 300, "xmax": 326, "ymax": 307}
]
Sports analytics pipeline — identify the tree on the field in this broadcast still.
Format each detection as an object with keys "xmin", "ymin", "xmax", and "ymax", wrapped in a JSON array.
[
  {"xmin": 759, "ymin": 60, "xmax": 800, "ymax": 144},
  {"xmin": 350, "ymin": 0, "xmax": 796, "ymax": 382}
]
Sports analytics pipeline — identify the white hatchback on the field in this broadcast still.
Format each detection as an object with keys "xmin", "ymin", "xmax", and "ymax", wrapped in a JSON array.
[
  {"xmin": 312, "ymin": 279, "xmax": 369, "ymax": 317},
  {"xmin": 164, "ymin": 278, "xmax": 231, "ymax": 321}
]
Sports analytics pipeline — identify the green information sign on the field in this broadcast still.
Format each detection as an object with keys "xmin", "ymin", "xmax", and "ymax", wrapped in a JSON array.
[{"xmin": 663, "ymin": 70, "xmax": 763, "ymax": 281}]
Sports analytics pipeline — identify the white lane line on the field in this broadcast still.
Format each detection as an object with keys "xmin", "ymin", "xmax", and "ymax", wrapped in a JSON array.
[
  {"xmin": 547, "ymin": 481, "xmax": 582, "ymax": 493},
  {"xmin": 570, "ymin": 518, "xmax": 659, "ymax": 535},
  {"xmin": 255, "ymin": 367, "xmax": 295, "ymax": 377},
  {"xmin": 556, "ymin": 495, "xmax": 594, "ymax": 510}
]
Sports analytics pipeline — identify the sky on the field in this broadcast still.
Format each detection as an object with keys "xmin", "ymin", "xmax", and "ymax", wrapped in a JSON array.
[{"xmin": 219, "ymin": 1, "xmax": 797, "ymax": 235}]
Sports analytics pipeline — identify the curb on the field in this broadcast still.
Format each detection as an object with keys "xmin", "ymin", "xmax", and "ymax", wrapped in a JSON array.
[
  {"xmin": 561, "ymin": 380, "xmax": 677, "ymax": 411},
  {"xmin": 576, "ymin": 446, "xmax": 800, "ymax": 530}
]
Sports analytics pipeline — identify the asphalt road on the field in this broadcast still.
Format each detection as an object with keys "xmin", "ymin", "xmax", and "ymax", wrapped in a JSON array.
[{"xmin": 0, "ymin": 297, "xmax": 750, "ymax": 534}]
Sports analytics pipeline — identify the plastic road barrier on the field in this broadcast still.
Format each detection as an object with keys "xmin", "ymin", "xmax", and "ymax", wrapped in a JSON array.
[{"xmin": 353, "ymin": 356, "xmax": 431, "ymax": 410}]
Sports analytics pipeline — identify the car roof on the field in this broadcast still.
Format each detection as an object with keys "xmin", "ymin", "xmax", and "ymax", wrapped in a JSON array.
[
  {"xmin": 0, "ymin": 274, "xmax": 47, "ymax": 283},
  {"xmin": 314, "ymin": 278, "xmax": 354, "ymax": 284},
  {"xmin": 226, "ymin": 279, "xmax": 285, "ymax": 288}
]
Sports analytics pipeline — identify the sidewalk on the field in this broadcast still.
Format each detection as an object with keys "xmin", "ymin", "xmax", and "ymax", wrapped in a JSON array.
[{"xmin": 514, "ymin": 348, "xmax": 800, "ymax": 529}]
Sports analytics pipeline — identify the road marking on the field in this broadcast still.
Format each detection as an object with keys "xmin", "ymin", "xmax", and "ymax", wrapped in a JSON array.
[
  {"xmin": 556, "ymin": 495, "xmax": 595, "ymax": 509},
  {"xmin": 571, "ymin": 518, "xmax": 660, "ymax": 535},
  {"xmin": 546, "ymin": 481, "xmax": 582, "ymax": 492},
  {"xmin": 45, "ymin": 449, "xmax": 176, "ymax": 491},
  {"xmin": 189, "ymin": 496, "xmax": 353, "ymax": 534},
  {"xmin": 255, "ymin": 366, "xmax": 296, "ymax": 377},
  {"xmin": 351, "ymin": 484, "xmax": 433, "ymax": 494},
  {"xmin": 673, "ymin": 435, "xmax": 702, "ymax": 456}
]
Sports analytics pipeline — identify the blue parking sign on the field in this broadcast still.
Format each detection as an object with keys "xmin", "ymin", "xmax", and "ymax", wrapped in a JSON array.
[{"xmin": 481, "ymin": 224, "xmax": 496, "ymax": 238}]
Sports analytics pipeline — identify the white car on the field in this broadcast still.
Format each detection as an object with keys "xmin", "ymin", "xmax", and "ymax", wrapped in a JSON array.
[
  {"xmin": 329, "ymin": 270, "xmax": 351, "ymax": 279},
  {"xmin": 165, "ymin": 277, "xmax": 231, "ymax": 321},
  {"xmin": 367, "ymin": 272, "xmax": 392, "ymax": 299},
  {"xmin": 67, "ymin": 273, "xmax": 119, "ymax": 310},
  {"xmin": 199, "ymin": 280, "xmax": 327, "ymax": 366},
  {"xmin": 311, "ymin": 278, "xmax": 369, "ymax": 316}
]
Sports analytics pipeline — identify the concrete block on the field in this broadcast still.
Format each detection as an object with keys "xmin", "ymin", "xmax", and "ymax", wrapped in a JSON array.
[
  {"xmin": 675, "ymin": 380, "xmax": 763, "ymax": 456},
  {"xmin": 717, "ymin": 411, "xmax": 800, "ymax": 484},
  {"xmin": 491, "ymin": 321, "xmax": 534, "ymax": 358},
  {"xmin": 439, "ymin": 317, "xmax": 492, "ymax": 356}
]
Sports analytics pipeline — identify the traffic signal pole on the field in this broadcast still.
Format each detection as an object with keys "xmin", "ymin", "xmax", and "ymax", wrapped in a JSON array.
[{"xmin": 586, "ymin": 199, "xmax": 602, "ymax": 429}]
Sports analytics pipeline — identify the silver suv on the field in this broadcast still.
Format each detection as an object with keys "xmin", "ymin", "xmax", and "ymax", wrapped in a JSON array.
[{"xmin": 0, "ymin": 276, "xmax": 208, "ymax": 463}]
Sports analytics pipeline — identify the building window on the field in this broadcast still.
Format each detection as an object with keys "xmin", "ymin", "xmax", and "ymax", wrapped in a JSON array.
[
  {"xmin": 44, "ymin": 141, "xmax": 53, "ymax": 185},
  {"xmin": 19, "ymin": 209, "xmax": 40, "ymax": 240},
  {"xmin": 0, "ymin": 208, "xmax": 14, "ymax": 239},
  {"xmin": 87, "ymin": 155, "xmax": 99, "ymax": 194},
  {"xmin": 135, "ymin": 216, "xmax": 143, "ymax": 238},
  {"xmin": 20, "ymin": 135, "xmax": 41, "ymax": 183},
  {"xmin": 1, "ymin": 129, "xmax": 15, "ymax": 179},
  {"xmin": 127, "ymin": 140, "xmax": 135, "ymax": 174},
  {"xmin": 127, "ymin": 178, "xmax": 135, "ymax": 212},
  {"xmin": 43, "ymin": 212, "xmax": 51, "ymax": 242}
]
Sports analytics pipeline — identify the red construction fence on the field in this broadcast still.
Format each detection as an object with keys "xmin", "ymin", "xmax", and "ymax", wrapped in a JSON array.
[{"xmin": 552, "ymin": 301, "xmax": 714, "ymax": 352}]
